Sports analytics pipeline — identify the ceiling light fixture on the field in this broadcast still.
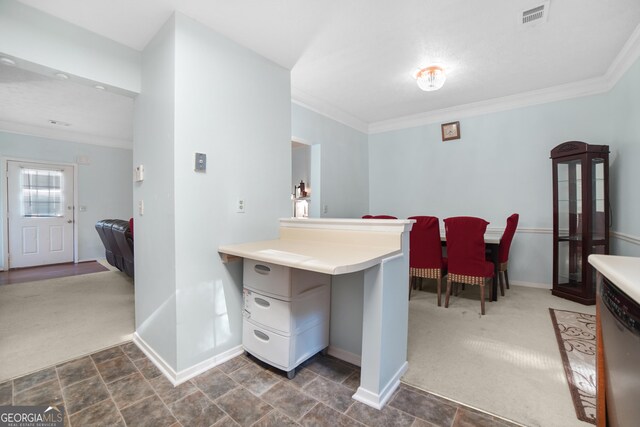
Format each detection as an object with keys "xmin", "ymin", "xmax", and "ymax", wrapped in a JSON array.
[
  {"xmin": 55, "ymin": 72, "xmax": 69, "ymax": 80},
  {"xmin": 414, "ymin": 66, "xmax": 446, "ymax": 91},
  {"xmin": 0, "ymin": 57, "xmax": 16, "ymax": 66},
  {"xmin": 94, "ymin": 85, "xmax": 106, "ymax": 91}
]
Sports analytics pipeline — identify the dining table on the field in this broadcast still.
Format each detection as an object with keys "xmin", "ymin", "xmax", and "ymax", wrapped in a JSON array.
[{"xmin": 440, "ymin": 230, "xmax": 503, "ymax": 302}]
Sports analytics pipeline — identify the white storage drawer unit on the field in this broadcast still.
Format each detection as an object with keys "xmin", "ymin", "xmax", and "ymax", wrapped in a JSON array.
[
  {"xmin": 244, "ymin": 259, "xmax": 330, "ymax": 300},
  {"xmin": 244, "ymin": 285, "xmax": 330, "ymax": 335},
  {"xmin": 242, "ymin": 259, "xmax": 330, "ymax": 377},
  {"xmin": 242, "ymin": 317, "xmax": 329, "ymax": 372}
]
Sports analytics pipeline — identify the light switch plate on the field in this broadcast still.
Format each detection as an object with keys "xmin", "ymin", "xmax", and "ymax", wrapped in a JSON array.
[
  {"xmin": 195, "ymin": 153, "xmax": 206, "ymax": 172},
  {"xmin": 135, "ymin": 165, "xmax": 144, "ymax": 181}
]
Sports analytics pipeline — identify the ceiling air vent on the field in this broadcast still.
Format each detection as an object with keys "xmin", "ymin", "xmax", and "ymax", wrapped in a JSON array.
[
  {"xmin": 522, "ymin": 2, "xmax": 549, "ymax": 25},
  {"xmin": 48, "ymin": 119, "xmax": 71, "ymax": 127}
]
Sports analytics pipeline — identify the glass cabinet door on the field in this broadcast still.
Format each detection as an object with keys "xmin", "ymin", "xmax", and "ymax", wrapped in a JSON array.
[
  {"xmin": 551, "ymin": 141, "xmax": 608, "ymax": 305},
  {"xmin": 592, "ymin": 158, "xmax": 606, "ymax": 244},
  {"xmin": 591, "ymin": 158, "xmax": 607, "ymax": 288},
  {"xmin": 556, "ymin": 159, "xmax": 582, "ymax": 290}
]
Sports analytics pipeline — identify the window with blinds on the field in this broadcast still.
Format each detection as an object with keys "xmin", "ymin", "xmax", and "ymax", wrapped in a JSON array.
[{"xmin": 21, "ymin": 168, "xmax": 64, "ymax": 217}]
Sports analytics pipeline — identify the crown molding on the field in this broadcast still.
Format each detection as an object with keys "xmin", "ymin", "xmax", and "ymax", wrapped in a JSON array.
[
  {"xmin": 604, "ymin": 22, "xmax": 640, "ymax": 89},
  {"xmin": 368, "ymin": 23, "xmax": 640, "ymax": 134},
  {"xmin": 368, "ymin": 76, "xmax": 611, "ymax": 134},
  {"xmin": 292, "ymin": 23, "xmax": 640, "ymax": 136},
  {"xmin": 0, "ymin": 120, "xmax": 132, "ymax": 150},
  {"xmin": 291, "ymin": 87, "xmax": 369, "ymax": 134}
]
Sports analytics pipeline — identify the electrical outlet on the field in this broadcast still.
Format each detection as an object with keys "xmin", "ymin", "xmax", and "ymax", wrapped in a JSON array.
[
  {"xmin": 138, "ymin": 200, "xmax": 144, "ymax": 215},
  {"xmin": 237, "ymin": 199, "xmax": 245, "ymax": 213},
  {"xmin": 323, "ymin": 205, "xmax": 328, "ymax": 214}
]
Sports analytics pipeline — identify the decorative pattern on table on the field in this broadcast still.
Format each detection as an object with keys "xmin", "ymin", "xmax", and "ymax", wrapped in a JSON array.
[{"xmin": 549, "ymin": 308, "xmax": 596, "ymax": 425}]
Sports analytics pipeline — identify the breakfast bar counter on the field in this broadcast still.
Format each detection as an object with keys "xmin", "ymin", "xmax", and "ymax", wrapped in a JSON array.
[{"xmin": 219, "ymin": 218, "xmax": 414, "ymax": 409}]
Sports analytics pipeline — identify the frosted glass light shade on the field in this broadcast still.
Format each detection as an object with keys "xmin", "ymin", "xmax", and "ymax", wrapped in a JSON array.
[{"xmin": 414, "ymin": 66, "xmax": 446, "ymax": 91}]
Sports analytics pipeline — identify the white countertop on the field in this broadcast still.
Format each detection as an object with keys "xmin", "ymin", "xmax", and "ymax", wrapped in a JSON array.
[
  {"xmin": 219, "ymin": 218, "xmax": 413, "ymax": 275},
  {"xmin": 589, "ymin": 254, "xmax": 640, "ymax": 303},
  {"xmin": 219, "ymin": 238, "xmax": 400, "ymax": 275}
]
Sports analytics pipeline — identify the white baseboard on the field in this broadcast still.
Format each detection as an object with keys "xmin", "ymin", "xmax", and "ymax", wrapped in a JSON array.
[
  {"xmin": 352, "ymin": 361, "xmax": 407, "ymax": 409},
  {"xmin": 133, "ymin": 333, "xmax": 244, "ymax": 386},
  {"xmin": 510, "ymin": 281, "xmax": 552, "ymax": 290},
  {"xmin": 327, "ymin": 346, "xmax": 361, "ymax": 367},
  {"xmin": 175, "ymin": 345, "xmax": 244, "ymax": 384},
  {"xmin": 133, "ymin": 333, "xmax": 179, "ymax": 385}
]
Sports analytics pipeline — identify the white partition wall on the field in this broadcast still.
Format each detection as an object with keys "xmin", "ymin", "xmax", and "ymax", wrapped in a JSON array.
[
  {"xmin": 133, "ymin": 15, "xmax": 178, "ymax": 369},
  {"xmin": 134, "ymin": 12, "xmax": 291, "ymax": 379}
]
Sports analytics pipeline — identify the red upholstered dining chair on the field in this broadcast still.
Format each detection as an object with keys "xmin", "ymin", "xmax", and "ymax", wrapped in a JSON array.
[
  {"xmin": 443, "ymin": 216, "xmax": 494, "ymax": 315},
  {"xmin": 495, "ymin": 213, "xmax": 519, "ymax": 293},
  {"xmin": 408, "ymin": 216, "xmax": 447, "ymax": 304},
  {"xmin": 362, "ymin": 215, "xmax": 374, "ymax": 218},
  {"xmin": 369, "ymin": 215, "xmax": 397, "ymax": 219}
]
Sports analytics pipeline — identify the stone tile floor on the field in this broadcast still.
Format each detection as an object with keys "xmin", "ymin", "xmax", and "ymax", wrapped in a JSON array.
[{"xmin": 0, "ymin": 342, "xmax": 522, "ymax": 426}]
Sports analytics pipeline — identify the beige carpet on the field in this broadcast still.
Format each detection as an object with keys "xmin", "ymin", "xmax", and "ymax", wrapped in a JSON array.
[
  {"xmin": 0, "ymin": 270, "xmax": 134, "ymax": 382},
  {"xmin": 404, "ymin": 283, "xmax": 596, "ymax": 427}
]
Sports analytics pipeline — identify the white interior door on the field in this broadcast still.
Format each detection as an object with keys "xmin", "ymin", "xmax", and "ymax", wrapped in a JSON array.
[{"xmin": 7, "ymin": 161, "xmax": 74, "ymax": 268}]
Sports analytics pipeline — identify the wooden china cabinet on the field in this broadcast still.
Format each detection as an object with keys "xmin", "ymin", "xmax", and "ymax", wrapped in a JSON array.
[{"xmin": 551, "ymin": 141, "xmax": 609, "ymax": 305}]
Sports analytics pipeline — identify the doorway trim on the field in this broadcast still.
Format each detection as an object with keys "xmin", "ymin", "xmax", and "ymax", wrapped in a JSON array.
[
  {"xmin": 1, "ymin": 157, "xmax": 79, "ymax": 271},
  {"xmin": 291, "ymin": 137, "xmax": 321, "ymax": 218}
]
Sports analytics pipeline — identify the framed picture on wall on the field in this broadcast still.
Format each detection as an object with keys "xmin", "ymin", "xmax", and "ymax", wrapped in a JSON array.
[{"xmin": 441, "ymin": 121, "xmax": 460, "ymax": 141}]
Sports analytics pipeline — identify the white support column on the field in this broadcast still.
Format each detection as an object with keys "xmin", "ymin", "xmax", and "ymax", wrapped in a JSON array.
[{"xmin": 352, "ymin": 230, "xmax": 410, "ymax": 409}]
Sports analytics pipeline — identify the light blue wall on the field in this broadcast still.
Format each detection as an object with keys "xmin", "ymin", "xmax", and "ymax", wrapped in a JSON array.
[
  {"xmin": 292, "ymin": 104, "xmax": 369, "ymax": 218},
  {"xmin": 134, "ymin": 12, "xmax": 291, "ymax": 373},
  {"xmin": 172, "ymin": 14, "xmax": 291, "ymax": 371},
  {"xmin": 609, "ymin": 59, "xmax": 640, "ymax": 257},
  {"xmin": 291, "ymin": 104, "xmax": 370, "ymax": 358},
  {"xmin": 133, "ymin": 16, "xmax": 178, "ymax": 369},
  {"xmin": 329, "ymin": 272, "xmax": 364, "ymax": 357},
  {"xmin": 369, "ymin": 91, "xmax": 616, "ymax": 286},
  {"xmin": 0, "ymin": 131, "xmax": 132, "ymax": 270}
]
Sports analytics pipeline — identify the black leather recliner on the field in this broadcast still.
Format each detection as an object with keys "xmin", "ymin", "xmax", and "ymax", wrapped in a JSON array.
[
  {"xmin": 95, "ymin": 219, "xmax": 116, "ymax": 267},
  {"xmin": 95, "ymin": 219, "xmax": 134, "ymax": 278},
  {"xmin": 112, "ymin": 220, "xmax": 134, "ymax": 278}
]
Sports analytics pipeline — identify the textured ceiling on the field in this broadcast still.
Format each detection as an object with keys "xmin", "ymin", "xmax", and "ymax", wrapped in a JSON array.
[
  {"xmin": 4, "ymin": 0, "xmax": 640, "ymax": 145},
  {"xmin": 0, "ymin": 64, "xmax": 133, "ymax": 147}
]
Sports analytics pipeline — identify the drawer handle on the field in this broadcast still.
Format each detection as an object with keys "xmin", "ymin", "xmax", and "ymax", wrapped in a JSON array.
[
  {"xmin": 254, "ymin": 297, "xmax": 270, "ymax": 308},
  {"xmin": 254, "ymin": 264, "xmax": 271, "ymax": 275},
  {"xmin": 254, "ymin": 330, "xmax": 270, "ymax": 342}
]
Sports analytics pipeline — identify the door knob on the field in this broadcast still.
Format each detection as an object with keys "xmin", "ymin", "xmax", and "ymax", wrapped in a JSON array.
[{"xmin": 67, "ymin": 220, "xmax": 73, "ymax": 224}]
